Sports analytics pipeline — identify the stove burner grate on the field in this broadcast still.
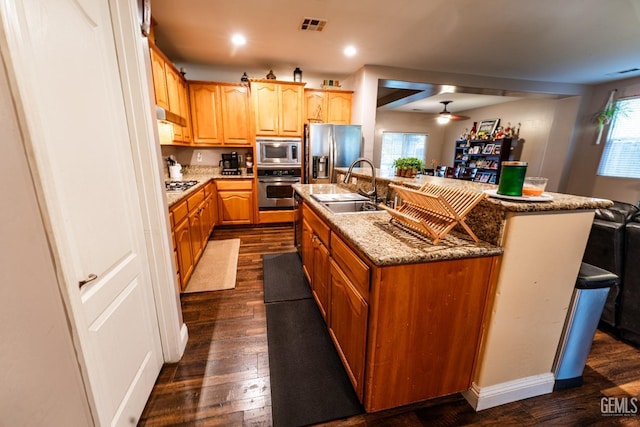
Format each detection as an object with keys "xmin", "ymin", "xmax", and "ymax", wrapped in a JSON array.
[{"xmin": 165, "ymin": 180, "xmax": 198, "ymax": 192}]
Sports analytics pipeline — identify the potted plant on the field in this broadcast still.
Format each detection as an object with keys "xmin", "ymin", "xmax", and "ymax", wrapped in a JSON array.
[
  {"xmin": 393, "ymin": 157, "xmax": 424, "ymax": 177},
  {"xmin": 393, "ymin": 158, "xmax": 407, "ymax": 176}
]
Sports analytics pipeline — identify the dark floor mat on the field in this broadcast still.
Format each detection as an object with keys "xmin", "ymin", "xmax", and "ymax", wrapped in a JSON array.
[
  {"xmin": 265, "ymin": 299, "xmax": 364, "ymax": 427},
  {"xmin": 263, "ymin": 252, "xmax": 312, "ymax": 303}
]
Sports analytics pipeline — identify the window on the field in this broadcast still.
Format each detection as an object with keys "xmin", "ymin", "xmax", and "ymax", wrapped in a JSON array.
[
  {"xmin": 380, "ymin": 132, "xmax": 427, "ymax": 171},
  {"xmin": 598, "ymin": 97, "xmax": 640, "ymax": 178}
]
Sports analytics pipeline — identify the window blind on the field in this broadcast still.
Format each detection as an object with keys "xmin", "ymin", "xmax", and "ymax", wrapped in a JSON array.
[{"xmin": 598, "ymin": 97, "xmax": 640, "ymax": 178}]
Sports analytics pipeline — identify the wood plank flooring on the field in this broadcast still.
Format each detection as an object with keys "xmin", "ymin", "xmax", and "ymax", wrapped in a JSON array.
[{"xmin": 139, "ymin": 225, "xmax": 640, "ymax": 426}]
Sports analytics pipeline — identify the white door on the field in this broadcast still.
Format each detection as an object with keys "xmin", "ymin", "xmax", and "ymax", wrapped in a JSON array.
[{"xmin": 0, "ymin": 0, "xmax": 163, "ymax": 425}]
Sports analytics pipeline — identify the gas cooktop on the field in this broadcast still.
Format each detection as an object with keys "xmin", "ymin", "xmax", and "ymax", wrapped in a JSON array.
[{"xmin": 165, "ymin": 180, "xmax": 198, "ymax": 192}]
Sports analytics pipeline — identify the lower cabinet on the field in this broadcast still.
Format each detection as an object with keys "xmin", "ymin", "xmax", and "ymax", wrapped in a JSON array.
[
  {"xmin": 169, "ymin": 180, "xmax": 217, "ymax": 291},
  {"xmin": 328, "ymin": 258, "xmax": 368, "ymax": 400},
  {"xmin": 300, "ymin": 200, "xmax": 498, "ymax": 412},
  {"xmin": 216, "ymin": 179, "xmax": 255, "ymax": 225},
  {"xmin": 312, "ymin": 236, "xmax": 330, "ymax": 320}
]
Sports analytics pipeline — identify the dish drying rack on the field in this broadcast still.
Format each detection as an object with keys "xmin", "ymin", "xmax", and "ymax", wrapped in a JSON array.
[{"xmin": 379, "ymin": 183, "xmax": 487, "ymax": 244}]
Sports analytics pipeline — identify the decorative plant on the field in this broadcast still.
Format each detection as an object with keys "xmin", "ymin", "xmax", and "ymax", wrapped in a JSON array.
[{"xmin": 393, "ymin": 157, "xmax": 424, "ymax": 177}]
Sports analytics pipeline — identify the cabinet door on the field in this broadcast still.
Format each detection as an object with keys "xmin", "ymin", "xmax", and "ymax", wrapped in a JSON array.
[
  {"xmin": 252, "ymin": 82, "xmax": 279, "ymax": 136},
  {"xmin": 301, "ymin": 218, "xmax": 314, "ymax": 284},
  {"xmin": 312, "ymin": 238, "xmax": 330, "ymax": 320},
  {"xmin": 189, "ymin": 207, "xmax": 204, "ymax": 262},
  {"xmin": 279, "ymin": 83, "xmax": 304, "ymax": 136},
  {"xmin": 189, "ymin": 83, "xmax": 223, "ymax": 145},
  {"xmin": 329, "ymin": 259, "xmax": 368, "ymax": 400},
  {"xmin": 217, "ymin": 191, "xmax": 254, "ymax": 224},
  {"xmin": 326, "ymin": 91, "xmax": 352, "ymax": 124},
  {"xmin": 199, "ymin": 198, "xmax": 211, "ymax": 244},
  {"xmin": 165, "ymin": 66, "xmax": 181, "ymax": 115},
  {"xmin": 175, "ymin": 218, "xmax": 194, "ymax": 291},
  {"xmin": 149, "ymin": 47, "xmax": 169, "ymax": 110},
  {"xmin": 220, "ymin": 84, "xmax": 252, "ymax": 145},
  {"xmin": 178, "ymin": 79, "xmax": 192, "ymax": 143},
  {"xmin": 304, "ymin": 90, "xmax": 327, "ymax": 123}
]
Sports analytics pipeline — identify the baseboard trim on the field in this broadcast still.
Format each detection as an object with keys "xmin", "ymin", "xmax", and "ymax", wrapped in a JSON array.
[
  {"xmin": 179, "ymin": 323, "xmax": 189, "ymax": 356},
  {"xmin": 462, "ymin": 373, "xmax": 555, "ymax": 411}
]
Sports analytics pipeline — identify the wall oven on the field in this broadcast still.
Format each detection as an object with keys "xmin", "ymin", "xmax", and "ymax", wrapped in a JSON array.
[
  {"xmin": 257, "ymin": 168, "xmax": 302, "ymax": 210},
  {"xmin": 256, "ymin": 137, "xmax": 302, "ymax": 167}
]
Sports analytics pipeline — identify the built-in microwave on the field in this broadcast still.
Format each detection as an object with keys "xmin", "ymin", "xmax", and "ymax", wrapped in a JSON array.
[{"xmin": 256, "ymin": 138, "xmax": 302, "ymax": 167}]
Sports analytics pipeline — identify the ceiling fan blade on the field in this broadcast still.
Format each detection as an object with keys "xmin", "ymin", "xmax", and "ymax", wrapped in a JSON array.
[{"xmin": 450, "ymin": 113, "xmax": 470, "ymax": 121}]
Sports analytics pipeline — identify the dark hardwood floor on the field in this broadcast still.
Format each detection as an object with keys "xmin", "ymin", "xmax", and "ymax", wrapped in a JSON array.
[{"xmin": 139, "ymin": 225, "xmax": 640, "ymax": 427}]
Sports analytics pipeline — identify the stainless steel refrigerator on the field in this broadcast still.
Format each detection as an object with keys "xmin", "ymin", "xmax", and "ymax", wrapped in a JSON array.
[{"xmin": 304, "ymin": 123, "xmax": 363, "ymax": 184}]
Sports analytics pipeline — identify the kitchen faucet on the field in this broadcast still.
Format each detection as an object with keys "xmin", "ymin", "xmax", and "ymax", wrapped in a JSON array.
[{"xmin": 343, "ymin": 157, "xmax": 377, "ymax": 203}]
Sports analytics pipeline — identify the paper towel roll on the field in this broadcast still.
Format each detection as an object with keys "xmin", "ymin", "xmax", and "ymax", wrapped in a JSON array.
[{"xmin": 169, "ymin": 164, "xmax": 182, "ymax": 180}]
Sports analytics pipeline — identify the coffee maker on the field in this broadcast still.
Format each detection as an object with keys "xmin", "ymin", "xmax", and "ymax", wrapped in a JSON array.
[{"xmin": 220, "ymin": 152, "xmax": 241, "ymax": 175}]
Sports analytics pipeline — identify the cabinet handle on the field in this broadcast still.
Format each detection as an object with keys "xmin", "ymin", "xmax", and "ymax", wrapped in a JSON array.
[{"xmin": 79, "ymin": 273, "xmax": 98, "ymax": 289}]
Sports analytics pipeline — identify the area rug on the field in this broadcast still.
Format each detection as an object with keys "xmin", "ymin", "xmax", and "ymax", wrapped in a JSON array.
[
  {"xmin": 183, "ymin": 239, "xmax": 240, "ymax": 293},
  {"xmin": 262, "ymin": 252, "xmax": 312, "ymax": 303},
  {"xmin": 266, "ymin": 298, "xmax": 364, "ymax": 427}
]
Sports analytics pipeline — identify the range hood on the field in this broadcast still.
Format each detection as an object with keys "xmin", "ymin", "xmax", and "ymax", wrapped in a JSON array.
[{"xmin": 156, "ymin": 105, "xmax": 186, "ymax": 127}]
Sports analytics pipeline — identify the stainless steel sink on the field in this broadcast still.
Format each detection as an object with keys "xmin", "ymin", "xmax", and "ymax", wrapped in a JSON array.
[
  {"xmin": 311, "ymin": 193, "xmax": 369, "ymax": 203},
  {"xmin": 320, "ymin": 200, "xmax": 386, "ymax": 214}
]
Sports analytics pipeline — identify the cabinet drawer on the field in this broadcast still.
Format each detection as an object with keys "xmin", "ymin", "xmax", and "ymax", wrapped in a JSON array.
[
  {"xmin": 171, "ymin": 199, "xmax": 188, "ymax": 225},
  {"xmin": 216, "ymin": 179, "xmax": 253, "ymax": 191},
  {"xmin": 302, "ymin": 203, "xmax": 330, "ymax": 246},
  {"xmin": 204, "ymin": 181, "xmax": 215, "ymax": 197},
  {"xmin": 331, "ymin": 233, "xmax": 370, "ymax": 298},
  {"xmin": 187, "ymin": 188, "xmax": 205, "ymax": 212},
  {"xmin": 169, "ymin": 211, "xmax": 174, "ymax": 228}
]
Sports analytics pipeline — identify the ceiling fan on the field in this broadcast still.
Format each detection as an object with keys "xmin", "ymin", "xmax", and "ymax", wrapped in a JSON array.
[{"xmin": 435, "ymin": 100, "xmax": 469, "ymax": 124}]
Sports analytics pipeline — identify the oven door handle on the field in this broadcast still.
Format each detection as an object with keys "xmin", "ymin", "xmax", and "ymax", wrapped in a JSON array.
[{"xmin": 258, "ymin": 178, "xmax": 301, "ymax": 183}]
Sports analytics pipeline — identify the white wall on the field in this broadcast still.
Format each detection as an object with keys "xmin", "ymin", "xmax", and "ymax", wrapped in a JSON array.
[
  {"xmin": 565, "ymin": 76, "xmax": 640, "ymax": 203},
  {"xmin": 0, "ymin": 55, "xmax": 93, "ymax": 426},
  {"xmin": 441, "ymin": 97, "xmax": 580, "ymax": 192},
  {"xmin": 373, "ymin": 110, "xmax": 446, "ymax": 168}
]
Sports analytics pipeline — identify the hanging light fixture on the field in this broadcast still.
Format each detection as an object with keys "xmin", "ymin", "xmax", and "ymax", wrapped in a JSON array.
[{"xmin": 437, "ymin": 101, "xmax": 453, "ymax": 124}]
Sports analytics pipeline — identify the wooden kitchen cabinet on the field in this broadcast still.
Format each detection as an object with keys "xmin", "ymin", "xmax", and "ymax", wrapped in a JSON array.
[
  {"xmin": 329, "ymin": 258, "xmax": 368, "ymax": 400},
  {"xmin": 178, "ymin": 79, "xmax": 192, "ymax": 144},
  {"xmin": 299, "ymin": 199, "xmax": 497, "ymax": 412},
  {"xmin": 149, "ymin": 45, "xmax": 169, "ymax": 110},
  {"xmin": 169, "ymin": 181, "xmax": 218, "ymax": 291},
  {"xmin": 149, "ymin": 43, "xmax": 190, "ymax": 145},
  {"xmin": 216, "ymin": 179, "xmax": 255, "ymax": 225},
  {"xmin": 171, "ymin": 199, "xmax": 194, "ymax": 291},
  {"xmin": 189, "ymin": 82, "xmax": 223, "ymax": 145},
  {"xmin": 251, "ymin": 80, "xmax": 305, "ymax": 137},
  {"xmin": 304, "ymin": 89, "xmax": 353, "ymax": 124},
  {"xmin": 220, "ymin": 83, "xmax": 253, "ymax": 145},
  {"xmin": 301, "ymin": 203, "xmax": 332, "ymax": 320},
  {"xmin": 189, "ymin": 82, "xmax": 253, "ymax": 146}
]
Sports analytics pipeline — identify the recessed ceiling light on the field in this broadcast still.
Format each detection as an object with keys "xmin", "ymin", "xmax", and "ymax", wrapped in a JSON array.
[
  {"xmin": 344, "ymin": 45, "xmax": 357, "ymax": 57},
  {"xmin": 231, "ymin": 33, "xmax": 246, "ymax": 46}
]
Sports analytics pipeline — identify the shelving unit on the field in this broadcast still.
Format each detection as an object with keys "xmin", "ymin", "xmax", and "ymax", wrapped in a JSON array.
[{"xmin": 453, "ymin": 138, "xmax": 517, "ymax": 184}]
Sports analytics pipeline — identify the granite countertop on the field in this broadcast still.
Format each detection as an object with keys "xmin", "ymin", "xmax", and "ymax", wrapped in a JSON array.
[
  {"xmin": 294, "ymin": 184, "xmax": 504, "ymax": 267},
  {"xmin": 336, "ymin": 167, "xmax": 613, "ymax": 213},
  {"xmin": 165, "ymin": 166, "xmax": 254, "ymax": 207}
]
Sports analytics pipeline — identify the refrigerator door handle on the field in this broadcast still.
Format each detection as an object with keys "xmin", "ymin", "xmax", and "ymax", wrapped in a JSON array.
[{"xmin": 329, "ymin": 130, "xmax": 336, "ymax": 183}]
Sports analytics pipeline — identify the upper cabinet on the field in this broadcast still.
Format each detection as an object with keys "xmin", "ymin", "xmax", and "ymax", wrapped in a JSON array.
[
  {"xmin": 149, "ymin": 43, "xmax": 190, "ymax": 145},
  {"xmin": 149, "ymin": 46, "xmax": 169, "ymax": 110},
  {"xmin": 251, "ymin": 80, "xmax": 305, "ymax": 137},
  {"xmin": 189, "ymin": 82, "xmax": 253, "ymax": 146},
  {"xmin": 304, "ymin": 89, "xmax": 353, "ymax": 124}
]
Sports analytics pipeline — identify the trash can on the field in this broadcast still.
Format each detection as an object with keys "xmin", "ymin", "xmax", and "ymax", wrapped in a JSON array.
[{"xmin": 553, "ymin": 262, "xmax": 618, "ymax": 390}]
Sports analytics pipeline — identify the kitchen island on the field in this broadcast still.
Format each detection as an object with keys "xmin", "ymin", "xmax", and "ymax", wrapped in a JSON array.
[{"xmin": 294, "ymin": 172, "xmax": 611, "ymax": 412}]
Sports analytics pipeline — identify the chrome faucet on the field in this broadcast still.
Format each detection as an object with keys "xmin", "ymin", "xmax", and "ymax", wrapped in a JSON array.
[{"xmin": 343, "ymin": 157, "xmax": 377, "ymax": 203}]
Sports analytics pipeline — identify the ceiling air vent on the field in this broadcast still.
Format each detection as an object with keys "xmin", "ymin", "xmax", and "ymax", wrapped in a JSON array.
[
  {"xmin": 617, "ymin": 68, "xmax": 640, "ymax": 75},
  {"xmin": 299, "ymin": 17, "xmax": 327, "ymax": 32}
]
